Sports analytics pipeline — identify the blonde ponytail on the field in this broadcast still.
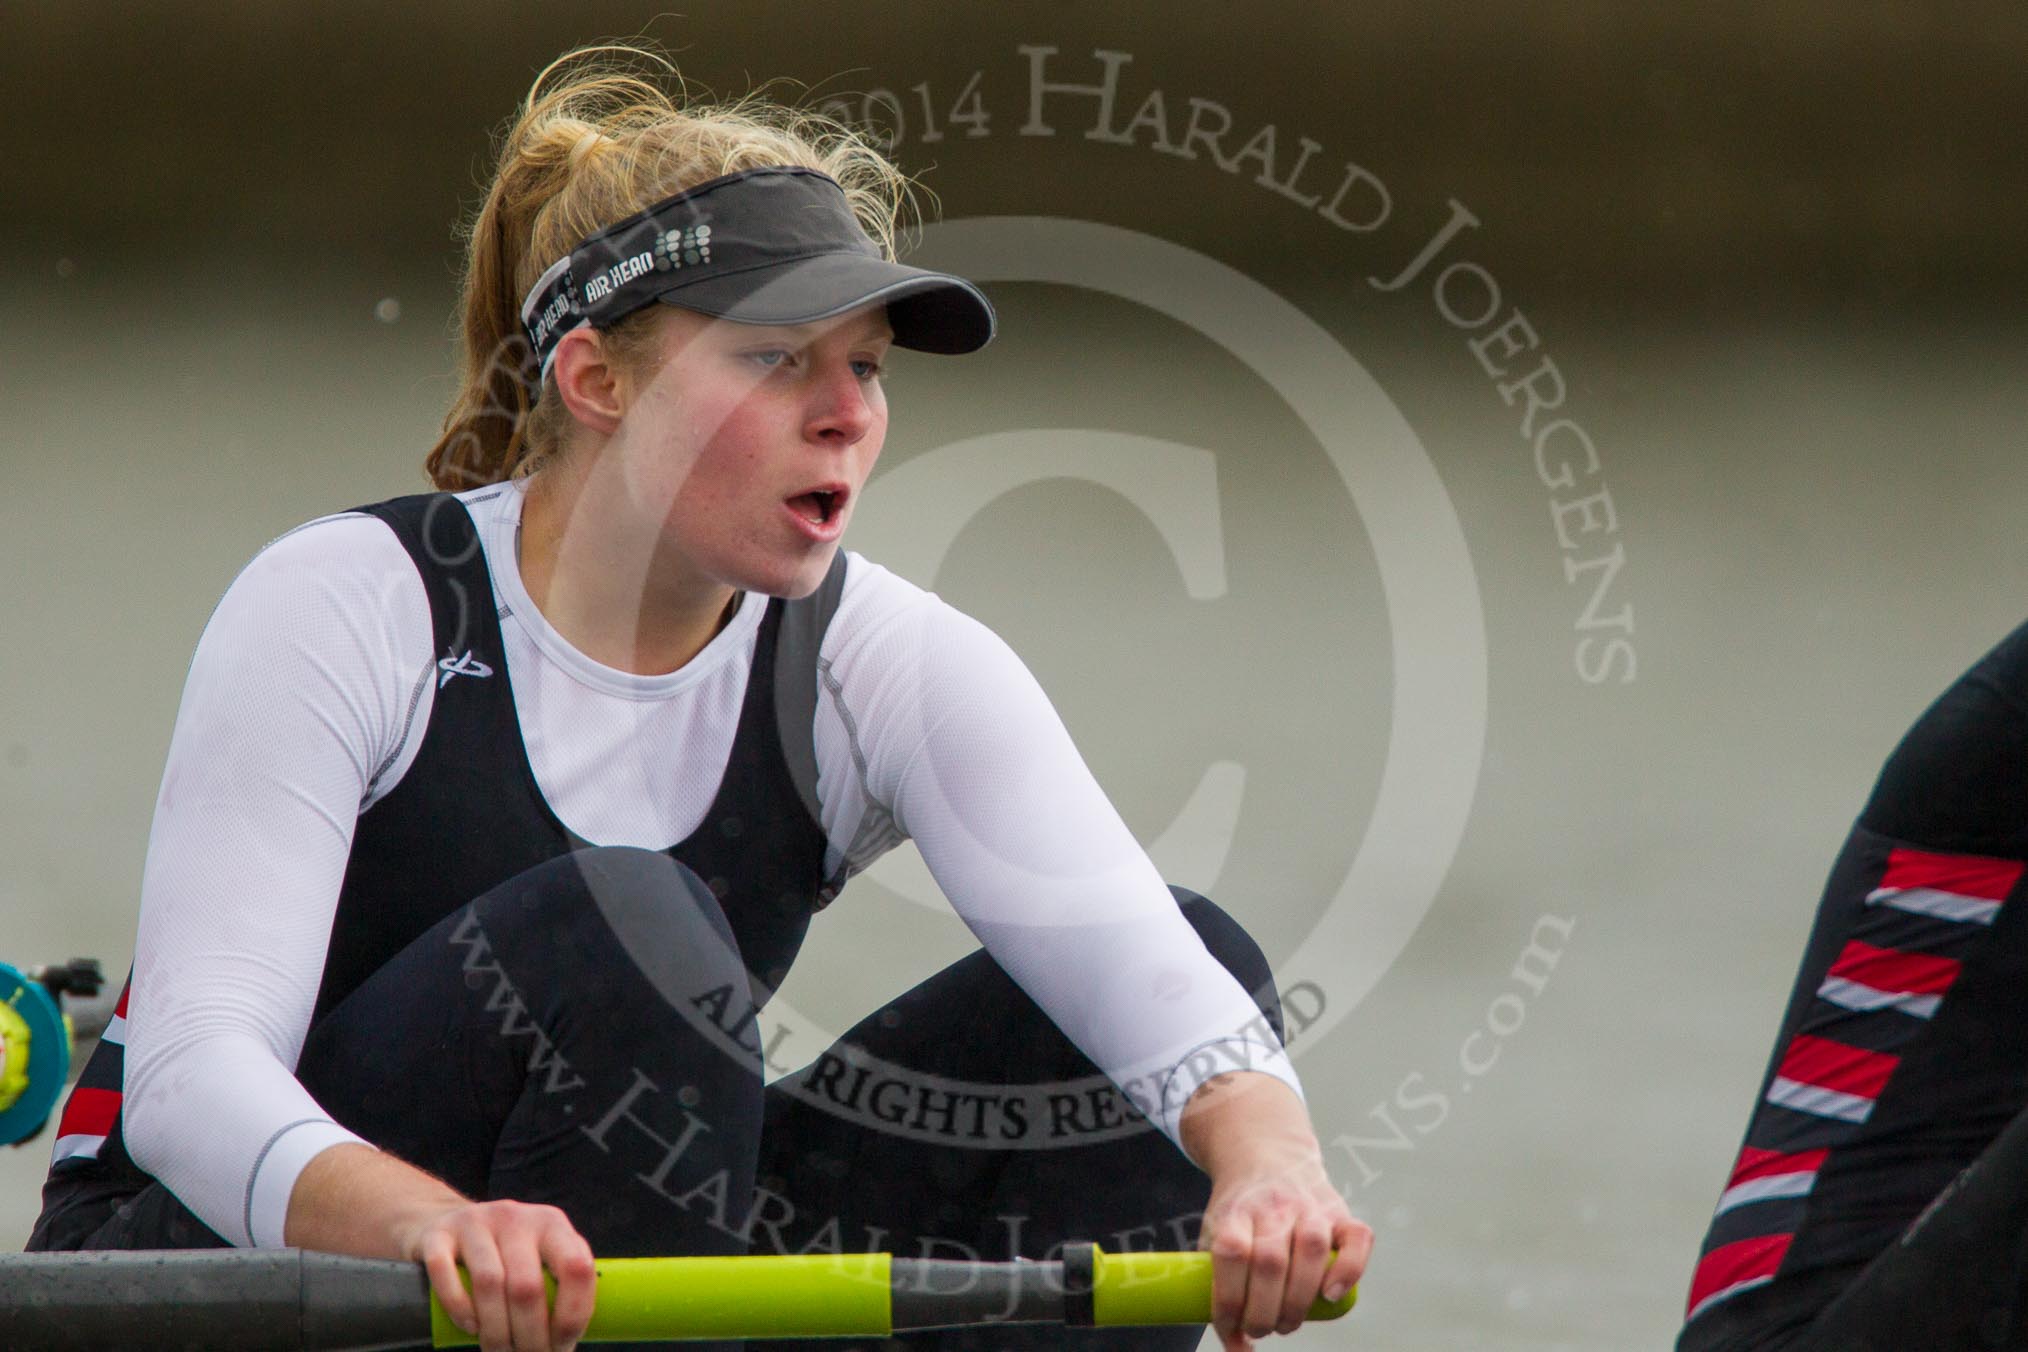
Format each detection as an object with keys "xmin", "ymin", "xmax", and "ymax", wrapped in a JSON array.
[{"xmin": 424, "ymin": 43, "xmax": 920, "ymax": 490}]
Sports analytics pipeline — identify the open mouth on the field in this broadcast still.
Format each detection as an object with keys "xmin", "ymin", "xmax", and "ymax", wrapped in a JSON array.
[{"xmin": 787, "ymin": 489, "xmax": 844, "ymax": 526}]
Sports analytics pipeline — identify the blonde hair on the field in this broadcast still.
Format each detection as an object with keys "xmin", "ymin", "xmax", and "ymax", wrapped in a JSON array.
[{"xmin": 425, "ymin": 44, "xmax": 919, "ymax": 491}]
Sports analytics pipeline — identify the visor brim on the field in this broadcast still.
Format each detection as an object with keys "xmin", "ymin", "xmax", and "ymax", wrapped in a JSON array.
[{"xmin": 654, "ymin": 252, "xmax": 996, "ymax": 355}]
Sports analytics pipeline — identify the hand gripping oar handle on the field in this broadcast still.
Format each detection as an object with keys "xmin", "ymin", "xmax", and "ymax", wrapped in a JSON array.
[{"xmin": 0, "ymin": 1245, "xmax": 1356, "ymax": 1349}]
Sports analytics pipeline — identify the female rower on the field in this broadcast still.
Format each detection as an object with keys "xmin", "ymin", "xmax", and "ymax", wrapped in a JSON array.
[{"xmin": 27, "ymin": 46, "xmax": 1371, "ymax": 1352}]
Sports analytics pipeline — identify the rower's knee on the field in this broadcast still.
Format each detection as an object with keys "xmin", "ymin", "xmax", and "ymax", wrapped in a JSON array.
[
  {"xmin": 579, "ymin": 847, "xmax": 750, "ymax": 1000},
  {"xmin": 486, "ymin": 847, "xmax": 752, "ymax": 1021}
]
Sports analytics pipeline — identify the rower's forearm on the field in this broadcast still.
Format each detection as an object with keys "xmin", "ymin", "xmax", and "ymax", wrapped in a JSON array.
[
  {"xmin": 1177, "ymin": 1070, "xmax": 1322, "ymax": 1177},
  {"xmin": 283, "ymin": 1142, "xmax": 469, "ymax": 1258}
]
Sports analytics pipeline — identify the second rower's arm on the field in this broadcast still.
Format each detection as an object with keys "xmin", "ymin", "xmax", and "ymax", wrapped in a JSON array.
[{"xmin": 117, "ymin": 521, "xmax": 595, "ymax": 1350}]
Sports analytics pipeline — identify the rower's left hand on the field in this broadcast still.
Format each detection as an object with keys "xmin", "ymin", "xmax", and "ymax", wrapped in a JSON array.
[{"xmin": 1197, "ymin": 1148, "xmax": 1371, "ymax": 1348}]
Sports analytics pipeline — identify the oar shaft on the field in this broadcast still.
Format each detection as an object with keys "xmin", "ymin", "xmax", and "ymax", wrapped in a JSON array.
[
  {"xmin": 0, "ymin": 1245, "xmax": 1354, "ymax": 1348},
  {"xmin": 0, "ymin": 1249, "xmax": 427, "ymax": 1351}
]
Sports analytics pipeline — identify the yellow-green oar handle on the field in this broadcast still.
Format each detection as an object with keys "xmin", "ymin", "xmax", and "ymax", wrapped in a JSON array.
[
  {"xmin": 426, "ymin": 1245, "xmax": 1358, "ymax": 1344},
  {"xmin": 1090, "ymin": 1247, "xmax": 1358, "ymax": 1327},
  {"xmin": 430, "ymin": 1253, "xmax": 894, "ymax": 1345}
]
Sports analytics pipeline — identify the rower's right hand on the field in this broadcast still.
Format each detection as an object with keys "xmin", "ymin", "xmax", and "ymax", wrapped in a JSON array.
[{"xmin": 399, "ymin": 1198, "xmax": 597, "ymax": 1352}]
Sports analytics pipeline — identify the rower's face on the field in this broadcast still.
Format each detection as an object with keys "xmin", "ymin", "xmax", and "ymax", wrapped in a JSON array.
[{"xmin": 618, "ymin": 304, "xmax": 892, "ymax": 598}]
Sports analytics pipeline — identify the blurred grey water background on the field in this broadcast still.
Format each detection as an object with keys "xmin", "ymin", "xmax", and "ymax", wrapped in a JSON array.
[{"xmin": 4, "ymin": 5, "xmax": 2026, "ymax": 1348}]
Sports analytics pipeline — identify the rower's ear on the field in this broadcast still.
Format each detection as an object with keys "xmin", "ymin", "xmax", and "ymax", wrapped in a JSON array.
[{"xmin": 551, "ymin": 326, "xmax": 627, "ymax": 437}]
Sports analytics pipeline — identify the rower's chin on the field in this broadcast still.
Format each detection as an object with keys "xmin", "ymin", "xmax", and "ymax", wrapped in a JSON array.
[{"xmin": 747, "ymin": 539, "xmax": 841, "ymax": 600}]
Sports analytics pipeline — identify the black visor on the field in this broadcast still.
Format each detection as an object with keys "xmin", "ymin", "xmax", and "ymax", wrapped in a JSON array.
[{"xmin": 519, "ymin": 166, "xmax": 995, "ymax": 385}]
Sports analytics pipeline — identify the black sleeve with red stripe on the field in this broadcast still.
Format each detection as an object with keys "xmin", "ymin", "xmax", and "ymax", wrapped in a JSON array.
[{"xmin": 1682, "ymin": 619, "xmax": 2028, "ymax": 1336}]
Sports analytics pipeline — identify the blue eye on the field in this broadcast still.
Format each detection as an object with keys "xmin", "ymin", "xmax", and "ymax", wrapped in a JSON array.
[{"xmin": 744, "ymin": 347, "xmax": 884, "ymax": 380}]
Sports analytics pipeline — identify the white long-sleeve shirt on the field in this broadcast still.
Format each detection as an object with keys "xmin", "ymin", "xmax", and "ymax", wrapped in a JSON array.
[{"xmin": 118, "ymin": 479, "xmax": 1302, "ymax": 1247}]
